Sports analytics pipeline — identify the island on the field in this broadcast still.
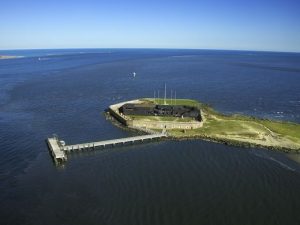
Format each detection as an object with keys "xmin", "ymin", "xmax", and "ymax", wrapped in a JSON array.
[
  {"xmin": 108, "ymin": 98, "xmax": 300, "ymax": 152},
  {"xmin": 0, "ymin": 55, "xmax": 21, "ymax": 60}
]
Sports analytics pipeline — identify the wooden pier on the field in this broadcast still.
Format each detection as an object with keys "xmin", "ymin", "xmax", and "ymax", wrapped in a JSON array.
[{"xmin": 47, "ymin": 132, "xmax": 167, "ymax": 164}]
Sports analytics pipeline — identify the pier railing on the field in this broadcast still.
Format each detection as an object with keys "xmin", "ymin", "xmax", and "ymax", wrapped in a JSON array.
[{"xmin": 47, "ymin": 131, "xmax": 167, "ymax": 164}]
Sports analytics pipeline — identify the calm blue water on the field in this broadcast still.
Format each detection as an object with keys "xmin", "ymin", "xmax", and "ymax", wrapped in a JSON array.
[{"xmin": 0, "ymin": 49, "xmax": 300, "ymax": 225}]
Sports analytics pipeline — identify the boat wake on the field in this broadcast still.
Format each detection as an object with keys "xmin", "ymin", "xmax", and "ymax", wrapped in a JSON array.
[{"xmin": 250, "ymin": 151, "xmax": 296, "ymax": 172}]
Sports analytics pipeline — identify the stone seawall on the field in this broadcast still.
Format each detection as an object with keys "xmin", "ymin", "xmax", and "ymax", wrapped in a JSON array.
[
  {"xmin": 109, "ymin": 99, "xmax": 142, "ymax": 126},
  {"xmin": 108, "ymin": 107, "xmax": 127, "ymax": 125},
  {"xmin": 130, "ymin": 120, "xmax": 202, "ymax": 130}
]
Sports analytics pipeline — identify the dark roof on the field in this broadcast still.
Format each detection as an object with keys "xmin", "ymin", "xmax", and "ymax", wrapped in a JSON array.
[{"xmin": 122, "ymin": 103, "xmax": 156, "ymax": 108}]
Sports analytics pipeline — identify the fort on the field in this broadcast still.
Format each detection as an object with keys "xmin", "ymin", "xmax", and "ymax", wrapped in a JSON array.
[
  {"xmin": 108, "ymin": 98, "xmax": 300, "ymax": 152},
  {"xmin": 109, "ymin": 99, "xmax": 203, "ymax": 130},
  {"xmin": 120, "ymin": 103, "xmax": 201, "ymax": 120}
]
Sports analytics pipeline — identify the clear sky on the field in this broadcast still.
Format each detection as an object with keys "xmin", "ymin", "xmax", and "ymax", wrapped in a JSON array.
[{"xmin": 0, "ymin": 0, "xmax": 299, "ymax": 52}]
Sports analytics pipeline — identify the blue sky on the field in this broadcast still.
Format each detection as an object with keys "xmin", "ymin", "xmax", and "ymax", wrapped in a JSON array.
[{"xmin": 0, "ymin": 0, "xmax": 299, "ymax": 52}]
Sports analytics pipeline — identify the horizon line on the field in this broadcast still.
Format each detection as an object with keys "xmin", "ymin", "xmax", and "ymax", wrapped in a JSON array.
[{"xmin": 0, "ymin": 47, "xmax": 299, "ymax": 54}]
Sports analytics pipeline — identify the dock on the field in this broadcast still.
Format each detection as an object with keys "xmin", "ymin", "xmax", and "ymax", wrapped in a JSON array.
[
  {"xmin": 47, "ymin": 136, "xmax": 67, "ymax": 163},
  {"xmin": 47, "ymin": 132, "xmax": 167, "ymax": 164}
]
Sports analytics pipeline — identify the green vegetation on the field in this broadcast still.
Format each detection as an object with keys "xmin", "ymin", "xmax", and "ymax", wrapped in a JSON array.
[
  {"xmin": 260, "ymin": 121, "xmax": 300, "ymax": 142},
  {"xmin": 110, "ymin": 98, "xmax": 299, "ymax": 151},
  {"xmin": 143, "ymin": 98, "xmax": 200, "ymax": 107},
  {"xmin": 140, "ymin": 98, "xmax": 300, "ymax": 151}
]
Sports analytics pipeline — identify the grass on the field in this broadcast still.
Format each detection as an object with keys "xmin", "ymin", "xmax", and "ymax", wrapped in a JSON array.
[
  {"xmin": 143, "ymin": 98, "xmax": 200, "ymax": 107},
  {"xmin": 260, "ymin": 120, "xmax": 300, "ymax": 140},
  {"xmin": 110, "ymin": 98, "xmax": 300, "ymax": 151},
  {"xmin": 140, "ymin": 98, "xmax": 300, "ymax": 151}
]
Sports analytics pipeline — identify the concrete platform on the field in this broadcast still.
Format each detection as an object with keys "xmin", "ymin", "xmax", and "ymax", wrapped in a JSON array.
[{"xmin": 47, "ymin": 137, "xmax": 67, "ymax": 163}]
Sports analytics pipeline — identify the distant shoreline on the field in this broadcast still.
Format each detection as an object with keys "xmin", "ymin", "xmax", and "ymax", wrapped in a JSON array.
[
  {"xmin": 0, "ymin": 55, "xmax": 22, "ymax": 60},
  {"xmin": 0, "ymin": 48, "xmax": 299, "ymax": 54}
]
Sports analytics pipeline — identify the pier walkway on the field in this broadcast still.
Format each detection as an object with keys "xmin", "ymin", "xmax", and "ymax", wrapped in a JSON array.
[{"xmin": 47, "ymin": 132, "xmax": 167, "ymax": 163}]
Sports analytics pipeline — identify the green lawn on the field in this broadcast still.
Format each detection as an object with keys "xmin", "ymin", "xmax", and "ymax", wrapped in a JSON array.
[
  {"xmin": 143, "ymin": 98, "xmax": 200, "ymax": 107},
  {"xmin": 260, "ymin": 120, "xmax": 300, "ymax": 139},
  {"xmin": 137, "ymin": 98, "xmax": 300, "ymax": 150}
]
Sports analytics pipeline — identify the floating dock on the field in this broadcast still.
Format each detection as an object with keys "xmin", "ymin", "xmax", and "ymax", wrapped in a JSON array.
[{"xmin": 47, "ymin": 132, "xmax": 167, "ymax": 164}]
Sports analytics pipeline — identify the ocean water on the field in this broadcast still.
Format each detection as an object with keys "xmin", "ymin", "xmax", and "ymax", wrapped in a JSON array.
[{"xmin": 0, "ymin": 49, "xmax": 300, "ymax": 225}]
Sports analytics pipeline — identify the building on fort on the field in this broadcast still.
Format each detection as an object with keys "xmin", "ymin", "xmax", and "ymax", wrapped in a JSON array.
[{"xmin": 119, "ymin": 103, "xmax": 202, "ymax": 121}]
